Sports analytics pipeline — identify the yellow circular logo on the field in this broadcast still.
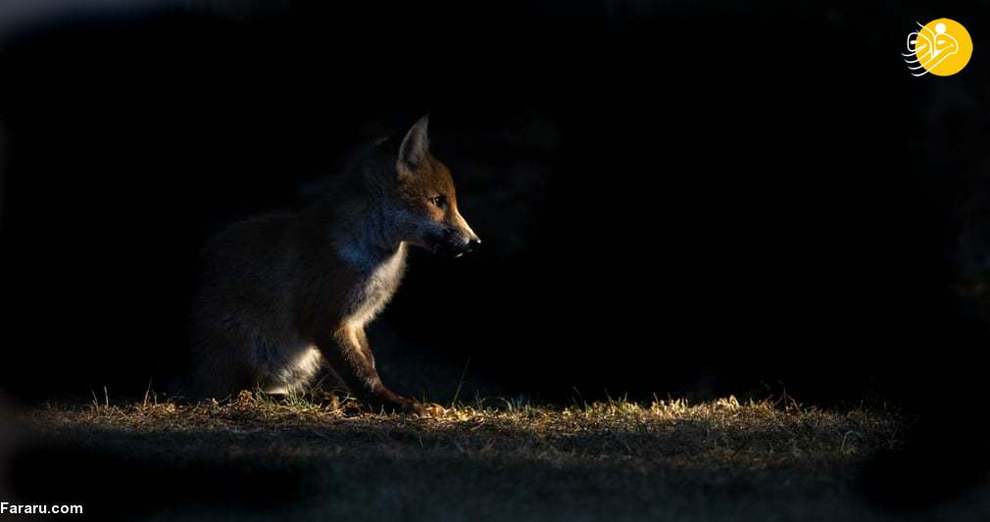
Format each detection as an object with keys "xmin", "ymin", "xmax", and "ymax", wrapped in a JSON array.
[{"xmin": 904, "ymin": 18, "xmax": 973, "ymax": 77}]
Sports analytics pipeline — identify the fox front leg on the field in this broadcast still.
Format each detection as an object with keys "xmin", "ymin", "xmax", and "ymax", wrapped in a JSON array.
[{"xmin": 317, "ymin": 326, "xmax": 422, "ymax": 413}]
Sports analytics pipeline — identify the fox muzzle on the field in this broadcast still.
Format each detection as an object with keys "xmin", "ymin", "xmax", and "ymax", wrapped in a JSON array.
[{"xmin": 429, "ymin": 228, "xmax": 481, "ymax": 258}]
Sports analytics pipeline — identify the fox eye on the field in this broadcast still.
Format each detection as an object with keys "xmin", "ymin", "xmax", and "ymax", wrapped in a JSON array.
[{"xmin": 429, "ymin": 195, "xmax": 447, "ymax": 209}]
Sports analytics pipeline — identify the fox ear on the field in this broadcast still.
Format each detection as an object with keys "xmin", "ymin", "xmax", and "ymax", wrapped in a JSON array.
[{"xmin": 398, "ymin": 115, "xmax": 430, "ymax": 170}]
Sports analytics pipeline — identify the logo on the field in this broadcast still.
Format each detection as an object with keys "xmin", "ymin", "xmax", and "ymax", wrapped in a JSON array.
[{"xmin": 903, "ymin": 18, "xmax": 973, "ymax": 77}]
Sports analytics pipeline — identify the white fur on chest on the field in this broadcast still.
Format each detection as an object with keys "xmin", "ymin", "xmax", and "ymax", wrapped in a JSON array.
[{"xmin": 339, "ymin": 242, "xmax": 407, "ymax": 329}]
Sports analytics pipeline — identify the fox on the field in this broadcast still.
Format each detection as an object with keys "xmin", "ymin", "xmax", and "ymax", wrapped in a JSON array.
[{"xmin": 185, "ymin": 115, "xmax": 480, "ymax": 412}]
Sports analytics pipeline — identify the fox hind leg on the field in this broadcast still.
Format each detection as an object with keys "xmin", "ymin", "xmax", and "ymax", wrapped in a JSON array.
[{"xmin": 257, "ymin": 344, "xmax": 324, "ymax": 396}]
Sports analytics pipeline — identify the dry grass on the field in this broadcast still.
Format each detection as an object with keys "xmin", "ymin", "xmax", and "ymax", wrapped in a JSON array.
[
  {"xmin": 52, "ymin": 391, "xmax": 905, "ymax": 471},
  {"xmin": 30, "ymin": 391, "xmax": 908, "ymax": 477},
  {"xmin": 6, "ymin": 392, "xmax": 953, "ymax": 521}
]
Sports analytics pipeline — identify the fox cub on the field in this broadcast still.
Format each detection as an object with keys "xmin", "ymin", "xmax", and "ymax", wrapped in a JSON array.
[{"xmin": 187, "ymin": 116, "xmax": 480, "ymax": 412}]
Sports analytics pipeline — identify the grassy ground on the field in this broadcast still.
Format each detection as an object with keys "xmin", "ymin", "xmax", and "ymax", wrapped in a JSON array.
[{"xmin": 6, "ymin": 393, "xmax": 988, "ymax": 521}]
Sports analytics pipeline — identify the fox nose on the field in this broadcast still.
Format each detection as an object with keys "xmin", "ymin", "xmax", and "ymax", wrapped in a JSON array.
[{"xmin": 465, "ymin": 238, "xmax": 482, "ymax": 253}]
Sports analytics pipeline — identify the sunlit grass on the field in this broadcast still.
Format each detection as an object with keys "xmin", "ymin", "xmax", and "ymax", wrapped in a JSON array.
[
  {"xmin": 31, "ymin": 390, "xmax": 905, "ymax": 473},
  {"xmin": 11, "ymin": 392, "xmax": 935, "ymax": 520}
]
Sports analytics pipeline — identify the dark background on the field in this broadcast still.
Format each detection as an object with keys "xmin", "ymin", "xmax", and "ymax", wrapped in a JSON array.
[{"xmin": 0, "ymin": 0, "xmax": 987, "ymax": 415}]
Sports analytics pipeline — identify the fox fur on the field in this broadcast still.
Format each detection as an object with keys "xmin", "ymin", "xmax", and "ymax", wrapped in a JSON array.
[{"xmin": 186, "ymin": 116, "xmax": 479, "ymax": 412}]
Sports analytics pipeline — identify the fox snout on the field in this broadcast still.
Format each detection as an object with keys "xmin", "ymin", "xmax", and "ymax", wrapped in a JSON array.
[{"xmin": 430, "ymin": 224, "xmax": 481, "ymax": 258}]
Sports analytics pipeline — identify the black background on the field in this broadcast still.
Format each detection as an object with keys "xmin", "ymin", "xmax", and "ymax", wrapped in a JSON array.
[{"xmin": 0, "ymin": 0, "xmax": 987, "ymax": 415}]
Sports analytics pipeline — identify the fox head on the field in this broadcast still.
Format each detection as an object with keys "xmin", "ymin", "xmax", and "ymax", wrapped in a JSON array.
[{"xmin": 386, "ymin": 115, "xmax": 480, "ymax": 257}]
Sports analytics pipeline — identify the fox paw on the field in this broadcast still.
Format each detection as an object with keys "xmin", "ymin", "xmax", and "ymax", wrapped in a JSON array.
[
  {"xmin": 414, "ymin": 402, "xmax": 446, "ymax": 417},
  {"xmin": 365, "ymin": 394, "xmax": 429, "ymax": 415},
  {"xmin": 398, "ymin": 400, "xmax": 446, "ymax": 417}
]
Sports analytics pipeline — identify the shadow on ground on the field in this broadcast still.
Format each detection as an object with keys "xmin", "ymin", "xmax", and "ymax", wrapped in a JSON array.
[{"xmin": 6, "ymin": 397, "xmax": 987, "ymax": 521}]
